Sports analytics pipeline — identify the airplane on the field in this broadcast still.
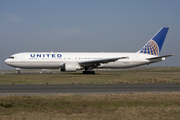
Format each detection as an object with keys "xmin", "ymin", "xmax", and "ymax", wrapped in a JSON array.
[{"xmin": 5, "ymin": 27, "xmax": 174, "ymax": 74}]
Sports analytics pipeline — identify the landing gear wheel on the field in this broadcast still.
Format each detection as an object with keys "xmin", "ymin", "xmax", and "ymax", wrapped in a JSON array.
[
  {"xmin": 17, "ymin": 70, "xmax": 21, "ymax": 75},
  {"xmin": 91, "ymin": 71, "xmax": 95, "ymax": 74},
  {"xmin": 83, "ymin": 71, "xmax": 87, "ymax": 74},
  {"xmin": 83, "ymin": 71, "xmax": 95, "ymax": 74}
]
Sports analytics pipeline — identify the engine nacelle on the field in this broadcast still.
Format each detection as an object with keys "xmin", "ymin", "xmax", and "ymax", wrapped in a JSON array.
[{"xmin": 61, "ymin": 62, "xmax": 80, "ymax": 72}]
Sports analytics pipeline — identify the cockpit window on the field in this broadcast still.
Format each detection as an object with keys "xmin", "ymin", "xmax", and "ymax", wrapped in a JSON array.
[{"xmin": 9, "ymin": 56, "xmax": 14, "ymax": 59}]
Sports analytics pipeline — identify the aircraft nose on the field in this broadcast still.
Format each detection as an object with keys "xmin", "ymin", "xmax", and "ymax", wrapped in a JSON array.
[
  {"xmin": 5, "ymin": 59, "xmax": 11, "ymax": 65},
  {"xmin": 5, "ymin": 59, "xmax": 8, "ymax": 64}
]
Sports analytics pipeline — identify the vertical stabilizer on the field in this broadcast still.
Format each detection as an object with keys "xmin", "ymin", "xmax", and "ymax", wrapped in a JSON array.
[{"xmin": 138, "ymin": 27, "xmax": 169, "ymax": 56}]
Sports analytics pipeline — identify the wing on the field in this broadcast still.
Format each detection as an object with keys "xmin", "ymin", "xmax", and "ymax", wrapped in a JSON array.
[{"xmin": 79, "ymin": 57, "xmax": 127, "ymax": 68}]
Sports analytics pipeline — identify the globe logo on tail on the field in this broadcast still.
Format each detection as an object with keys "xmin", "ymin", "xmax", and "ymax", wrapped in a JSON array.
[{"xmin": 139, "ymin": 40, "xmax": 159, "ymax": 55}]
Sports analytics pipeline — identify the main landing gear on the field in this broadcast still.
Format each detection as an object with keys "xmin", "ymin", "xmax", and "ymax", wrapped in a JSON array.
[
  {"xmin": 83, "ymin": 67, "xmax": 95, "ymax": 74},
  {"xmin": 83, "ymin": 71, "xmax": 95, "ymax": 74}
]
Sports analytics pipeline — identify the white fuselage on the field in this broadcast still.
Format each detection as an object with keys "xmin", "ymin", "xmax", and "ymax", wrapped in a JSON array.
[
  {"xmin": 4, "ymin": 27, "xmax": 172, "ymax": 73},
  {"xmin": 5, "ymin": 52, "xmax": 163, "ymax": 69}
]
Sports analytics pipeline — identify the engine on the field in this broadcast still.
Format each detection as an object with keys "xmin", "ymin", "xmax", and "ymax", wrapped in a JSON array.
[{"xmin": 61, "ymin": 62, "xmax": 81, "ymax": 72}]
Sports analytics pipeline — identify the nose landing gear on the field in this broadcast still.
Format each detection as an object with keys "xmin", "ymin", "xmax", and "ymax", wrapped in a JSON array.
[{"xmin": 16, "ymin": 68, "xmax": 21, "ymax": 75}]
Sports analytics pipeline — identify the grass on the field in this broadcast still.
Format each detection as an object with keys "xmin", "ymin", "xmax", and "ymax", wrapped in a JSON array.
[
  {"xmin": 0, "ymin": 67, "xmax": 180, "ymax": 84},
  {"xmin": 0, "ymin": 67, "xmax": 180, "ymax": 119},
  {"xmin": 0, "ymin": 93, "xmax": 180, "ymax": 120}
]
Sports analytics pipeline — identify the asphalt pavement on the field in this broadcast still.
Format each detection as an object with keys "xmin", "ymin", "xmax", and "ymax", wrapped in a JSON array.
[{"xmin": 0, "ymin": 84, "xmax": 180, "ymax": 95}]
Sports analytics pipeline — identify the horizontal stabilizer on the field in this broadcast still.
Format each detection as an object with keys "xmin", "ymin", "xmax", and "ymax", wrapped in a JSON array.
[{"xmin": 146, "ymin": 54, "xmax": 174, "ymax": 60}]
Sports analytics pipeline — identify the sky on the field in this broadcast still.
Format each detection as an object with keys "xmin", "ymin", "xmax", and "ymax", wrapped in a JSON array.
[{"xmin": 0, "ymin": 0, "xmax": 179, "ymax": 70}]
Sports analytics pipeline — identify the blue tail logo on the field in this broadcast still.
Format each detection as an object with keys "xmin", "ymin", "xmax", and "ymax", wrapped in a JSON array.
[{"xmin": 138, "ymin": 27, "xmax": 169, "ymax": 56}]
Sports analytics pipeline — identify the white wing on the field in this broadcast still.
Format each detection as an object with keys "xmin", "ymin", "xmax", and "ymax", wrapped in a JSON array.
[{"xmin": 79, "ymin": 57, "xmax": 127, "ymax": 68}]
